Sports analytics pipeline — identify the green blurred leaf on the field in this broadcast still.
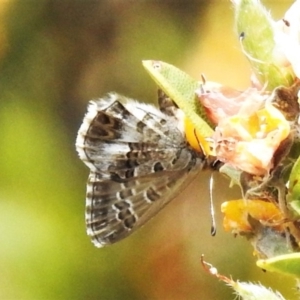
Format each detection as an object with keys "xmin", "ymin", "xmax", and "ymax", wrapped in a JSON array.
[
  {"xmin": 287, "ymin": 155, "xmax": 300, "ymax": 216},
  {"xmin": 234, "ymin": 0, "xmax": 295, "ymax": 90},
  {"xmin": 142, "ymin": 60, "xmax": 214, "ymax": 140},
  {"xmin": 257, "ymin": 253, "xmax": 300, "ymax": 278}
]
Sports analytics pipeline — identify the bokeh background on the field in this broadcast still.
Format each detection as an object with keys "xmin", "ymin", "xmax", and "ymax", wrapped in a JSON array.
[{"xmin": 0, "ymin": 1, "xmax": 297, "ymax": 299}]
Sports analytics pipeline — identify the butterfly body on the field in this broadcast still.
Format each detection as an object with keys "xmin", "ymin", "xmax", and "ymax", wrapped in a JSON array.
[{"xmin": 76, "ymin": 93, "xmax": 209, "ymax": 247}]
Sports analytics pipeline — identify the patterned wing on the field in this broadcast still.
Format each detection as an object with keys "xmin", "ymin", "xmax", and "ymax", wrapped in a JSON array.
[{"xmin": 76, "ymin": 93, "xmax": 206, "ymax": 247}]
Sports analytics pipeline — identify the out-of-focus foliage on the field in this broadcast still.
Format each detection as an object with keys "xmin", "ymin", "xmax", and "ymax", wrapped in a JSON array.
[
  {"xmin": 234, "ymin": 0, "xmax": 295, "ymax": 90},
  {"xmin": 0, "ymin": 1, "xmax": 296, "ymax": 300}
]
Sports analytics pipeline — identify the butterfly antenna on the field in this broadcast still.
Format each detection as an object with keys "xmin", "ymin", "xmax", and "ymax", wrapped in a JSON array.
[
  {"xmin": 209, "ymin": 174, "xmax": 217, "ymax": 236},
  {"xmin": 192, "ymin": 128, "xmax": 217, "ymax": 236}
]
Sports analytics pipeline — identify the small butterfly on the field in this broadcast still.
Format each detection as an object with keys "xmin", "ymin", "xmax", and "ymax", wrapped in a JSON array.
[{"xmin": 76, "ymin": 90, "xmax": 215, "ymax": 247}]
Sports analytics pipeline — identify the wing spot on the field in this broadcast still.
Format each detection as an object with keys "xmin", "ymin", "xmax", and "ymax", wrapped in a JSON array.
[
  {"xmin": 172, "ymin": 157, "xmax": 178, "ymax": 165},
  {"xmin": 87, "ymin": 113, "xmax": 121, "ymax": 140},
  {"xmin": 114, "ymin": 201, "xmax": 130, "ymax": 210},
  {"xmin": 153, "ymin": 162, "xmax": 164, "ymax": 172},
  {"xmin": 110, "ymin": 173, "xmax": 125, "ymax": 183},
  {"xmin": 136, "ymin": 121, "xmax": 146, "ymax": 133},
  {"xmin": 126, "ymin": 152, "xmax": 139, "ymax": 167},
  {"xmin": 117, "ymin": 209, "xmax": 131, "ymax": 221},
  {"xmin": 89, "ymin": 127, "xmax": 110, "ymax": 138},
  {"xmin": 109, "ymin": 102, "xmax": 131, "ymax": 119},
  {"xmin": 125, "ymin": 169, "xmax": 135, "ymax": 178},
  {"xmin": 146, "ymin": 187, "xmax": 160, "ymax": 202},
  {"xmin": 96, "ymin": 112, "xmax": 110, "ymax": 125},
  {"xmin": 118, "ymin": 189, "xmax": 134, "ymax": 200},
  {"xmin": 124, "ymin": 215, "xmax": 136, "ymax": 229}
]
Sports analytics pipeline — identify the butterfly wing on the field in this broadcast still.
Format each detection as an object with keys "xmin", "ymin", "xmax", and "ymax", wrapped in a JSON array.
[{"xmin": 76, "ymin": 93, "xmax": 206, "ymax": 247}]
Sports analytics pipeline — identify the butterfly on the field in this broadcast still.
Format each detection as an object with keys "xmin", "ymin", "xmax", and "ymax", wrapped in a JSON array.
[{"xmin": 76, "ymin": 90, "xmax": 216, "ymax": 247}]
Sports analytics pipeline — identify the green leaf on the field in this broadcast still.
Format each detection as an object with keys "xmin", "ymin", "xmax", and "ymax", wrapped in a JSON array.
[
  {"xmin": 142, "ymin": 60, "xmax": 214, "ymax": 140},
  {"xmin": 287, "ymin": 155, "xmax": 300, "ymax": 216},
  {"xmin": 257, "ymin": 253, "xmax": 300, "ymax": 277},
  {"xmin": 234, "ymin": 0, "xmax": 295, "ymax": 90}
]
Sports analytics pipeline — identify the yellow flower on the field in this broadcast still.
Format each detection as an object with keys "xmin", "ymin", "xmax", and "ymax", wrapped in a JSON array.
[
  {"xmin": 213, "ymin": 101, "xmax": 290, "ymax": 175},
  {"xmin": 221, "ymin": 199, "xmax": 284, "ymax": 233}
]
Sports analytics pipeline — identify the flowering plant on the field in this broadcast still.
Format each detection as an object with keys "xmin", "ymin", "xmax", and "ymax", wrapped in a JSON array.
[{"xmin": 144, "ymin": 1, "xmax": 300, "ymax": 298}]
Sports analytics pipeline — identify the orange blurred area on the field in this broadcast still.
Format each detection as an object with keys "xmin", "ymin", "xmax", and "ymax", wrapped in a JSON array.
[
  {"xmin": 0, "ymin": 1, "xmax": 296, "ymax": 299},
  {"xmin": 221, "ymin": 199, "xmax": 284, "ymax": 233}
]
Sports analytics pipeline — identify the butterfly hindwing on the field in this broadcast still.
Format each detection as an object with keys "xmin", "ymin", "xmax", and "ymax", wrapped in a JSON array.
[{"xmin": 76, "ymin": 93, "xmax": 205, "ymax": 247}]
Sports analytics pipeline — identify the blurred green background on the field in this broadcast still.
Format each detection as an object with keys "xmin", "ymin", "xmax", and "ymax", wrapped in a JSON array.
[{"xmin": 0, "ymin": 1, "xmax": 297, "ymax": 299}]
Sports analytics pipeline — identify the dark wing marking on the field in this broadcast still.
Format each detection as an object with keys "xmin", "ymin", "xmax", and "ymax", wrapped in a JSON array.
[{"xmin": 157, "ymin": 89, "xmax": 179, "ymax": 117}]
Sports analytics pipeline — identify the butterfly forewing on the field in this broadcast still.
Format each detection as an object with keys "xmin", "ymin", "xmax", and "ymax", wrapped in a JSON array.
[{"xmin": 76, "ymin": 93, "xmax": 206, "ymax": 247}]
